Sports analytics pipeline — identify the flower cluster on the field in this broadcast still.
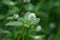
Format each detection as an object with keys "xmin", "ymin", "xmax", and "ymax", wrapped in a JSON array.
[{"xmin": 28, "ymin": 13, "xmax": 36, "ymax": 21}]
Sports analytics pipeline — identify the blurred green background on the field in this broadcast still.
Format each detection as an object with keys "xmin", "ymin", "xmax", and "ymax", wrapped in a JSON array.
[{"xmin": 0, "ymin": 0, "xmax": 60, "ymax": 40}]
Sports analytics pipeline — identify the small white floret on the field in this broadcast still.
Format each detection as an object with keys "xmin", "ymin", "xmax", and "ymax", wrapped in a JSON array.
[{"xmin": 28, "ymin": 13, "xmax": 36, "ymax": 21}]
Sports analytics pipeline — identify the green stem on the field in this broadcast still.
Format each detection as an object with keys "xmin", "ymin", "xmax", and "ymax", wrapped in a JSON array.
[
  {"xmin": 17, "ymin": 26, "xmax": 25, "ymax": 40},
  {"xmin": 17, "ymin": 36, "xmax": 20, "ymax": 40},
  {"xmin": 22, "ymin": 27, "xmax": 26, "ymax": 40},
  {"xmin": 34, "ymin": 0, "xmax": 45, "ymax": 11},
  {"xmin": 14, "ymin": 27, "xmax": 16, "ymax": 40},
  {"xmin": 22, "ymin": 32, "xmax": 25, "ymax": 40},
  {"xmin": 26, "ymin": 26, "xmax": 33, "ymax": 40}
]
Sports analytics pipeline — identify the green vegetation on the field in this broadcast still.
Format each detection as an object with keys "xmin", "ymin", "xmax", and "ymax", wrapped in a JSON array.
[{"xmin": 0, "ymin": 0, "xmax": 60, "ymax": 40}]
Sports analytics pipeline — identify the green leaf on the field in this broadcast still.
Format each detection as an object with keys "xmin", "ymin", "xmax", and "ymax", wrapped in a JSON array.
[
  {"xmin": 24, "ymin": 3, "xmax": 34, "ymax": 11},
  {"xmin": 24, "ymin": 12, "xmax": 31, "ymax": 19},
  {"xmin": 47, "ymin": 34, "xmax": 54, "ymax": 40},
  {"xmin": 3, "ymin": 30, "xmax": 11, "ymax": 34},
  {"xmin": 2, "ymin": 31, "xmax": 12, "ymax": 40},
  {"xmin": 6, "ymin": 17, "xmax": 14, "ymax": 20},
  {"xmin": 29, "ymin": 35, "xmax": 45, "ymax": 40},
  {"xmin": 0, "ymin": 15, "xmax": 5, "ymax": 20},
  {"xmin": 2, "ymin": 0, "xmax": 16, "ymax": 6},
  {"xmin": 16, "ymin": 31, "xmax": 22, "ymax": 34},
  {"xmin": 53, "ymin": 31, "xmax": 60, "ymax": 40},
  {"xmin": 9, "ymin": 7, "xmax": 19, "ymax": 14},
  {"xmin": 30, "ymin": 18, "xmax": 40, "ymax": 25},
  {"xmin": 23, "ymin": 18, "xmax": 30, "ymax": 28},
  {"xmin": 5, "ymin": 21, "xmax": 23, "ymax": 26},
  {"xmin": 24, "ymin": 22, "xmax": 30, "ymax": 28},
  {"xmin": 18, "ymin": 17, "xmax": 24, "ymax": 21}
]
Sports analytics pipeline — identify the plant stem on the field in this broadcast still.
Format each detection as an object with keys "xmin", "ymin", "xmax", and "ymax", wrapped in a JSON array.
[
  {"xmin": 22, "ymin": 27, "xmax": 26, "ymax": 40},
  {"xmin": 17, "ymin": 36, "xmax": 20, "ymax": 40},
  {"xmin": 26, "ymin": 26, "xmax": 32, "ymax": 40},
  {"xmin": 14, "ymin": 27, "xmax": 16, "ymax": 40}
]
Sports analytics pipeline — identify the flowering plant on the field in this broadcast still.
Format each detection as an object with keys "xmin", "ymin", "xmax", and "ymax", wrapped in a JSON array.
[{"xmin": 0, "ymin": 0, "xmax": 60, "ymax": 40}]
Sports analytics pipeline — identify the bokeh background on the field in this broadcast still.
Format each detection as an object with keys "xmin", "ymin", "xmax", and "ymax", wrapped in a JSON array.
[{"xmin": 0, "ymin": 0, "xmax": 60, "ymax": 40}]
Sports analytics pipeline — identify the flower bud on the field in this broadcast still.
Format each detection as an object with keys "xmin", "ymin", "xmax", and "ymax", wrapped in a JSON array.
[
  {"xmin": 36, "ymin": 25, "xmax": 42, "ymax": 32},
  {"xmin": 13, "ymin": 14, "xmax": 19, "ymax": 19}
]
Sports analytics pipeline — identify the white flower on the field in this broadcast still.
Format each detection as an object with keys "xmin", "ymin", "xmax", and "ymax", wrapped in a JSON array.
[
  {"xmin": 23, "ymin": 0, "xmax": 30, "ymax": 3},
  {"xmin": 36, "ymin": 25, "xmax": 42, "ymax": 32},
  {"xmin": 28, "ymin": 13, "xmax": 36, "ymax": 21},
  {"xmin": 13, "ymin": 14, "xmax": 19, "ymax": 19}
]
